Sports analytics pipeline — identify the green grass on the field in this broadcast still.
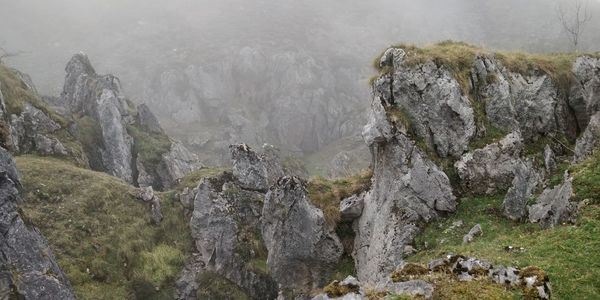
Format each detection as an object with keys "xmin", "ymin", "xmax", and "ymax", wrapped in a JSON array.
[
  {"xmin": 16, "ymin": 155, "xmax": 193, "ymax": 299},
  {"xmin": 572, "ymin": 150, "xmax": 600, "ymax": 204},
  {"xmin": 0, "ymin": 64, "xmax": 66, "ymax": 126},
  {"xmin": 409, "ymin": 195, "xmax": 600, "ymax": 299},
  {"xmin": 127, "ymin": 124, "xmax": 172, "ymax": 175},
  {"xmin": 307, "ymin": 169, "xmax": 372, "ymax": 227}
]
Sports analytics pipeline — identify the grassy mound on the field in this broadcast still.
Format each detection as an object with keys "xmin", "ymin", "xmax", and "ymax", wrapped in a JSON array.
[{"xmin": 16, "ymin": 155, "xmax": 193, "ymax": 299}]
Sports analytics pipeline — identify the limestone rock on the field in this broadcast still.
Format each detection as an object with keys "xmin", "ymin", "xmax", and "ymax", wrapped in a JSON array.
[
  {"xmin": 574, "ymin": 111, "xmax": 600, "ymax": 163},
  {"xmin": 190, "ymin": 172, "xmax": 277, "ymax": 299},
  {"xmin": 455, "ymin": 131, "xmax": 523, "ymax": 195},
  {"xmin": 502, "ymin": 160, "xmax": 542, "ymax": 221},
  {"xmin": 544, "ymin": 145, "xmax": 557, "ymax": 173},
  {"xmin": 230, "ymin": 143, "xmax": 284, "ymax": 191},
  {"xmin": 158, "ymin": 141, "xmax": 204, "ymax": 188},
  {"xmin": 0, "ymin": 147, "xmax": 75, "ymax": 299},
  {"xmin": 137, "ymin": 103, "xmax": 163, "ymax": 134},
  {"xmin": 569, "ymin": 56, "xmax": 600, "ymax": 131},
  {"xmin": 135, "ymin": 186, "xmax": 163, "ymax": 224},
  {"xmin": 135, "ymin": 159, "xmax": 155, "ymax": 188},
  {"xmin": 261, "ymin": 176, "xmax": 343, "ymax": 292},
  {"xmin": 528, "ymin": 177, "xmax": 577, "ymax": 228},
  {"xmin": 385, "ymin": 280, "xmax": 434, "ymax": 300},
  {"xmin": 362, "ymin": 98, "xmax": 394, "ymax": 147},
  {"xmin": 354, "ymin": 130, "xmax": 456, "ymax": 284},
  {"xmin": 9, "ymin": 103, "xmax": 61, "ymax": 153},
  {"xmin": 462, "ymin": 224, "xmax": 482, "ymax": 244},
  {"xmin": 339, "ymin": 193, "xmax": 365, "ymax": 221}
]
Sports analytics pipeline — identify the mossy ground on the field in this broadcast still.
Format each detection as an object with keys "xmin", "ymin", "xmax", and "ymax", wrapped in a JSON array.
[
  {"xmin": 16, "ymin": 155, "xmax": 193, "ymax": 299},
  {"xmin": 127, "ymin": 124, "xmax": 172, "ymax": 178}
]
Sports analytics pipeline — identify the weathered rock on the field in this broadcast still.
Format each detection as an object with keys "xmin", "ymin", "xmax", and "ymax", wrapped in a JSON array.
[
  {"xmin": 179, "ymin": 186, "xmax": 197, "ymax": 210},
  {"xmin": 137, "ymin": 103, "xmax": 163, "ymax": 134},
  {"xmin": 574, "ymin": 111, "xmax": 600, "ymax": 162},
  {"xmin": 175, "ymin": 254, "xmax": 205, "ymax": 300},
  {"xmin": 158, "ymin": 141, "xmax": 204, "ymax": 188},
  {"xmin": 61, "ymin": 53, "xmax": 135, "ymax": 182},
  {"xmin": 190, "ymin": 172, "xmax": 278, "ymax": 299},
  {"xmin": 502, "ymin": 160, "xmax": 542, "ymax": 221},
  {"xmin": 528, "ymin": 177, "xmax": 577, "ymax": 228},
  {"xmin": 0, "ymin": 147, "xmax": 75, "ymax": 299},
  {"xmin": 377, "ymin": 48, "xmax": 476, "ymax": 158},
  {"xmin": 362, "ymin": 98, "xmax": 394, "ymax": 147},
  {"xmin": 135, "ymin": 159, "xmax": 155, "ymax": 187},
  {"xmin": 355, "ymin": 124, "xmax": 456, "ymax": 283},
  {"xmin": 135, "ymin": 186, "xmax": 163, "ymax": 224},
  {"xmin": 455, "ymin": 131, "xmax": 523, "ymax": 195},
  {"xmin": 339, "ymin": 193, "xmax": 365, "ymax": 221},
  {"xmin": 569, "ymin": 56, "xmax": 600, "ymax": 131},
  {"xmin": 544, "ymin": 144, "xmax": 557, "ymax": 173},
  {"xmin": 33, "ymin": 134, "xmax": 68, "ymax": 156},
  {"xmin": 261, "ymin": 176, "xmax": 343, "ymax": 292},
  {"xmin": 230, "ymin": 143, "xmax": 284, "ymax": 191},
  {"xmin": 385, "ymin": 280, "xmax": 434, "ymax": 300},
  {"xmin": 9, "ymin": 103, "xmax": 62, "ymax": 153},
  {"xmin": 462, "ymin": 224, "xmax": 483, "ymax": 244},
  {"xmin": 490, "ymin": 266, "xmax": 521, "ymax": 286}
]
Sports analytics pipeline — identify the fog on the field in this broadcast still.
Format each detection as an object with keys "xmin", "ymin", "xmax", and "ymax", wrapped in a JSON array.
[{"xmin": 1, "ymin": 0, "xmax": 599, "ymax": 169}]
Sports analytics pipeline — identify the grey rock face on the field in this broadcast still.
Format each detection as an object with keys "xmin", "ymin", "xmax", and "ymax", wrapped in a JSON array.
[
  {"xmin": 60, "ymin": 53, "xmax": 135, "ymax": 182},
  {"xmin": 9, "ymin": 103, "xmax": 62, "ymax": 154},
  {"xmin": 339, "ymin": 193, "xmax": 365, "ymax": 221},
  {"xmin": 377, "ymin": 49, "xmax": 476, "ymax": 158},
  {"xmin": 230, "ymin": 143, "xmax": 284, "ymax": 191},
  {"xmin": 386, "ymin": 280, "xmax": 434, "ymax": 299},
  {"xmin": 570, "ymin": 56, "xmax": 600, "ymax": 131},
  {"xmin": 189, "ymin": 172, "xmax": 278, "ymax": 299},
  {"xmin": 462, "ymin": 224, "xmax": 483, "ymax": 244},
  {"xmin": 261, "ymin": 176, "xmax": 343, "ymax": 292},
  {"xmin": 355, "ymin": 122, "xmax": 456, "ymax": 284},
  {"xmin": 135, "ymin": 159, "xmax": 155, "ymax": 188},
  {"xmin": 574, "ymin": 111, "xmax": 600, "ymax": 163},
  {"xmin": 529, "ymin": 177, "xmax": 577, "ymax": 228},
  {"xmin": 502, "ymin": 160, "xmax": 542, "ymax": 221},
  {"xmin": 0, "ymin": 147, "xmax": 75, "ymax": 299},
  {"xmin": 544, "ymin": 145, "xmax": 557, "ymax": 173},
  {"xmin": 158, "ymin": 141, "xmax": 204, "ymax": 188},
  {"xmin": 137, "ymin": 103, "xmax": 163, "ymax": 134},
  {"xmin": 455, "ymin": 131, "xmax": 523, "ymax": 195}
]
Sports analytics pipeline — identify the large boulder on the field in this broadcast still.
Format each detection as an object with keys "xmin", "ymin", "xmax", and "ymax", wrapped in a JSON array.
[
  {"xmin": 528, "ymin": 177, "xmax": 577, "ymax": 228},
  {"xmin": 574, "ymin": 111, "xmax": 600, "ymax": 163},
  {"xmin": 230, "ymin": 143, "xmax": 284, "ymax": 191},
  {"xmin": 455, "ymin": 131, "xmax": 524, "ymax": 195},
  {"xmin": 569, "ymin": 56, "xmax": 600, "ymax": 131},
  {"xmin": 189, "ymin": 172, "xmax": 278, "ymax": 299},
  {"xmin": 377, "ymin": 48, "xmax": 476, "ymax": 159},
  {"xmin": 0, "ymin": 147, "xmax": 75, "ymax": 299},
  {"xmin": 502, "ymin": 160, "xmax": 542, "ymax": 221},
  {"xmin": 261, "ymin": 176, "xmax": 343, "ymax": 293}
]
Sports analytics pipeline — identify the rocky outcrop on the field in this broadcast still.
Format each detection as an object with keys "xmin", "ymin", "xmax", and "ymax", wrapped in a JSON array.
[
  {"xmin": 134, "ymin": 186, "xmax": 163, "ymax": 224},
  {"xmin": 230, "ymin": 143, "xmax": 284, "ymax": 191},
  {"xmin": 0, "ymin": 147, "xmax": 75, "ymax": 299},
  {"xmin": 455, "ymin": 131, "xmax": 524, "ymax": 195},
  {"xmin": 355, "ymin": 96, "xmax": 456, "ymax": 284},
  {"xmin": 502, "ymin": 160, "xmax": 542, "ymax": 221},
  {"xmin": 377, "ymin": 48, "xmax": 476, "ymax": 159},
  {"xmin": 339, "ymin": 193, "xmax": 365, "ymax": 221},
  {"xmin": 569, "ymin": 56, "xmax": 600, "ymax": 132},
  {"xmin": 261, "ymin": 176, "xmax": 343, "ymax": 293},
  {"xmin": 60, "ymin": 53, "xmax": 135, "ymax": 182},
  {"xmin": 137, "ymin": 103, "xmax": 163, "ymax": 134},
  {"xmin": 574, "ymin": 111, "xmax": 600, "ymax": 162},
  {"xmin": 529, "ymin": 176, "xmax": 577, "ymax": 228},
  {"xmin": 157, "ymin": 141, "xmax": 204, "ymax": 189}
]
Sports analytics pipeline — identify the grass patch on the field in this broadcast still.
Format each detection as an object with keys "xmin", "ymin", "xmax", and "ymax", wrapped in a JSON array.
[
  {"xmin": 307, "ymin": 169, "xmax": 372, "ymax": 227},
  {"xmin": 0, "ymin": 64, "xmax": 66, "ymax": 126},
  {"xmin": 127, "ymin": 124, "xmax": 172, "ymax": 175},
  {"xmin": 16, "ymin": 155, "xmax": 192, "ymax": 299},
  {"xmin": 410, "ymin": 195, "xmax": 600, "ymax": 299},
  {"xmin": 174, "ymin": 167, "xmax": 228, "ymax": 193},
  {"xmin": 572, "ymin": 150, "xmax": 600, "ymax": 204},
  {"xmin": 430, "ymin": 277, "xmax": 516, "ymax": 300}
]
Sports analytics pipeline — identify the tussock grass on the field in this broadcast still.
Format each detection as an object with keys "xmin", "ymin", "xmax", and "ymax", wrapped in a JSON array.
[
  {"xmin": 17, "ymin": 155, "xmax": 192, "ymax": 299},
  {"xmin": 307, "ymin": 169, "xmax": 373, "ymax": 227},
  {"xmin": 175, "ymin": 167, "xmax": 228, "ymax": 192},
  {"xmin": 127, "ymin": 124, "xmax": 172, "ymax": 175}
]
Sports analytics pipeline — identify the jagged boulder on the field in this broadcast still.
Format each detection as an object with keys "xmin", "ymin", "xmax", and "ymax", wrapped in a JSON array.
[
  {"xmin": 157, "ymin": 141, "xmax": 204, "ymax": 188},
  {"xmin": 339, "ymin": 193, "xmax": 365, "ymax": 221},
  {"xmin": 502, "ymin": 160, "xmax": 542, "ymax": 221},
  {"xmin": 455, "ymin": 131, "xmax": 523, "ymax": 195},
  {"xmin": 574, "ymin": 111, "xmax": 600, "ymax": 163},
  {"xmin": 188, "ymin": 172, "xmax": 278, "ymax": 299},
  {"xmin": 9, "ymin": 103, "xmax": 62, "ymax": 153},
  {"xmin": 569, "ymin": 56, "xmax": 600, "ymax": 131},
  {"xmin": 355, "ymin": 123, "xmax": 456, "ymax": 284},
  {"xmin": 377, "ymin": 48, "xmax": 476, "ymax": 158},
  {"xmin": 261, "ymin": 176, "xmax": 343, "ymax": 293},
  {"xmin": 61, "ymin": 53, "xmax": 135, "ymax": 182},
  {"xmin": 0, "ymin": 147, "xmax": 75, "ymax": 299},
  {"xmin": 529, "ymin": 177, "xmax": 577, "ymax": 228},
  {"xmin": 230, "ymin": 143, "xmax": 284, "ymax": 191},
  {"xmin": 133, "ymin": 186, "xmax": 163, "ymax": 224}
]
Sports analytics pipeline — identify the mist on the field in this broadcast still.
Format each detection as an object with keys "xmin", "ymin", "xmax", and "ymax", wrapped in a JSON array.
[{"xmin": 2, "ymin": 0, "xmax": 599, "ymax": 171}]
